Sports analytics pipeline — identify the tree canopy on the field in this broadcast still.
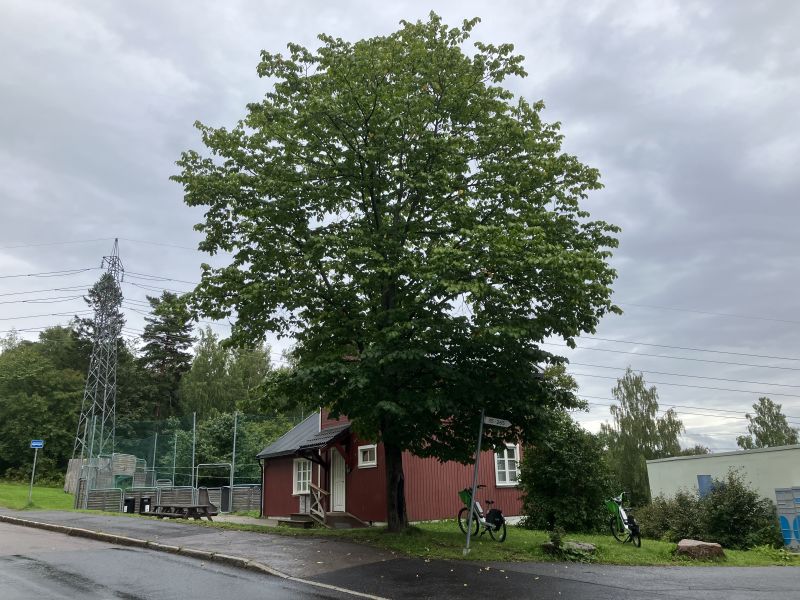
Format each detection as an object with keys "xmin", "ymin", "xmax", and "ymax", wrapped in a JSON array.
[
  {"xmin": 600, "ymin": 368, "xmax": 684, "ymax": 505},
  {"xmin": 139, "ymin": 291, "xmax": 196, "ymax": 418},
  {"xmin": 174, "ymin": 13, "xmax": 620, "ymax": 529},
  {"xmin": 736, "ymin": 397, "xmax": 799, "ymax": 449}
]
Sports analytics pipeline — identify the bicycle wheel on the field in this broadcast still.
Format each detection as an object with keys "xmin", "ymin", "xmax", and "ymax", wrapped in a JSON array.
[
  {"xmin": 489, "ymin": 521, "xmax": 507, "ymax": 542},
  {"xmin": 609, "ymin": 516, "xmax": 625, "ymax": 543},
  {"xmin": 630, "ymin": 532, "xmax": 642, "ymax": 548},
  {"xmin": 458, "ymin": 507, "xmax": 479, "ymax": 536}
]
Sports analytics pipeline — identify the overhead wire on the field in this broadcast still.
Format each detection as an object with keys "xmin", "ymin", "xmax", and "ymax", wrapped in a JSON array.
[{"xmin": 572, "ymin": 371, "xmax": 800, "ymax": 399}]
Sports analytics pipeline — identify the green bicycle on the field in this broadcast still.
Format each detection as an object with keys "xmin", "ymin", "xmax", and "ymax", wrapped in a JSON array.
[{"xmin": 606, "ymin": 492, "xmax": 642, "ymax": 547}]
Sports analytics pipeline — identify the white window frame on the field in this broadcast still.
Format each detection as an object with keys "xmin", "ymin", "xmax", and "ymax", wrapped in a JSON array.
[
  {"xmin": 494, "ymin": 444, "xmax": 520, "ymax": 487},
  {"xmin": 293, "ymin": 458, "xmax": 311, "ymax": 495},
  {"xmin": 357, "ymin": 444, "xmax": 377, "ymax": 468}
]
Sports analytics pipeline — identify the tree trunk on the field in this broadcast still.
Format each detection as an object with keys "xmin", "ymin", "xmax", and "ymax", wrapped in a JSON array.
[{"xmin": 384, "ymin": 440, "xmax": 408, "ymax": 532}]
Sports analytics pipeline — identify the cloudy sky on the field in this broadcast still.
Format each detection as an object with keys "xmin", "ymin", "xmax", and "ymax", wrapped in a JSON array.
[{"xmin": 1, "ymin": 0, "xmax": 798, "ymax": 450}]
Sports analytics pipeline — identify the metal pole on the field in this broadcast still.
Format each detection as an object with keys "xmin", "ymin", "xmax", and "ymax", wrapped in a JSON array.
[
  {"xmin": 191, "ymin": 412, "xmax": 197, "ymax": 503},
  {"xmin": 172, "ymin": 432, "xmax": 177, "ymax": 486},
  {"xmin": 28, "ymin": 447, "xmax": 38, "ymax": 505},
  {"xmin": 230, "ymin": 411, "xmax": 238, "ymax": 510},
  {"xmin": 152, "ymin": 431, "xmax": 158, "ymax": 485},
  {"xmin": 463, "ymin": 409, "xmax": 485, "ymax": 556}
]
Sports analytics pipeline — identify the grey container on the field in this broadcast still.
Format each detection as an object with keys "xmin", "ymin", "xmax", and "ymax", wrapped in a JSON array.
[{"xmin": 774, "ymin": 487, "xmax": 800, "ymax": 549}]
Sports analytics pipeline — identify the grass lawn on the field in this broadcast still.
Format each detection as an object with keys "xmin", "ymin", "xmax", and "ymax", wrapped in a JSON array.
[
  {"xmin": 0, "ymin": 481, "xmax": 74, "ymax": 511},
  {"xmin": 198, "ymin": 519, "xmax": 800, "ymax": 567}
]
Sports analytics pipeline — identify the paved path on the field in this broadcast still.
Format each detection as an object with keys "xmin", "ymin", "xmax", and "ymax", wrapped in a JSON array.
[
  {"xmin": 0, "ymin": 522, "xmax": 348, "ymax": 599},
  {"xmin": 1, "ymin": 509, "xmax": 798, "ymax": 599}
]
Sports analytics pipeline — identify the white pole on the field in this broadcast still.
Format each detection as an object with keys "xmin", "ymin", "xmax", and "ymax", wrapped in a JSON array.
[
  {"xmin": 230, "ymin": 411, "xmax": 238, "ymax": 511},
  {"xmin": 191, "ymin": 412, "xmax": 197, "ymax": 503},
  {"xmin": 172, "ymin": 432, "xmax": 177, "ymax": 486},
  {"xmin": 152, "ymin": 431, "xmax": 158, "ymax": 485},
  {"xmin": 464, "ymin": 409, "xmax": 485, "ymax": 556},
  {"xmin": 28, "ymin": 447, "xmax": 38, "ymax": 505}
]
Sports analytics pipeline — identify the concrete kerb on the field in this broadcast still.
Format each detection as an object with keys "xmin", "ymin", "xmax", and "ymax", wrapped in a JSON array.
[{"xmin": 0, "ymin": 514, "xmax": 388, "ymax": 600}]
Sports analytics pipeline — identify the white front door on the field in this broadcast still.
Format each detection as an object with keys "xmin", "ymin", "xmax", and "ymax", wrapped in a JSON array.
[{"xmin": 331, "ymin": 449, "xmax": 346, "ymax": 512}]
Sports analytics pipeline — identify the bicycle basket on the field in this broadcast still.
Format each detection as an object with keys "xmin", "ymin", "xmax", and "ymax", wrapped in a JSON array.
[{"xmin": 458, "ymin": 489, "xmax": 472, "ymax": 506}]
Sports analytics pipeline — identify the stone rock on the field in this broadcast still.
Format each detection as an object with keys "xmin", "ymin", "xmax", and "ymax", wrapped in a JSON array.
[
  {"xmin": 541, "ymin": 541, "xmax": 597, "ymax": 555},
  {"xmin": 675, "ymin": 539, "xmax": 725, "ymax": 560}
]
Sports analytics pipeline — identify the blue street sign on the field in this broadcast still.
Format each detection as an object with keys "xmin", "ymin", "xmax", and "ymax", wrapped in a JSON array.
[{"xmin": 30, "ymin": 440, "xmax": 44, "ymax": 449}]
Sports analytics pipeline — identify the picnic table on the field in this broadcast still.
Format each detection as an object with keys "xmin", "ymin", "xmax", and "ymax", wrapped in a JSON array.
[{"xmin": 151, "ymin": 503, "xmax": 217, "ymax": 521}]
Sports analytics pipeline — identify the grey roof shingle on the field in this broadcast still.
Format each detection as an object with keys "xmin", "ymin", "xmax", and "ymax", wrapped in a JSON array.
[
  {"xmin": 256, "ymin": 413, "xmax": 320, "ymax": 459},
  {"xmin": 298, "ymin": 422, "xmax": 350, "ymax": 450}
]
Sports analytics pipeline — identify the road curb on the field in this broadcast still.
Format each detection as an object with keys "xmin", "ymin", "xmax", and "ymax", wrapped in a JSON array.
[{"xmin": 0, "ymin": 513, "xmax": 388, "ymax": 600}]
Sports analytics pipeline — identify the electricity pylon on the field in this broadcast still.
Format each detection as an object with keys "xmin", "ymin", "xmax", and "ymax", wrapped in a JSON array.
[{"xmin": 72, "ymin": 239, "xmax": 125, "ymax": 461}]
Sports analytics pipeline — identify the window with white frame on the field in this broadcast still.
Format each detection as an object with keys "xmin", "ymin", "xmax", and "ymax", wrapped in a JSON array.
[
  {"xmin": 495, "ymin": 444, "xmax": 519, "ymax": 486},
  {"xmin": 357, "ymin": 444, "xmax": 377, "ymax": 468},
  {"xmin": 293, "ymin": 458, "xmax": 311, "ymax": 494}
]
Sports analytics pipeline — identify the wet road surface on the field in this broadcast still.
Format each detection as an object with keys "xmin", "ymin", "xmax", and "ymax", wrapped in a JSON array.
[{"xmin": 0, "ymin": 522, "xmax": 351, "ymax": 599}]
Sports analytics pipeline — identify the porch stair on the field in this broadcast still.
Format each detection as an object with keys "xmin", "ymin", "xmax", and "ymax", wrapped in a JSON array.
[{"xmin": 277, "ymin": 513, "xmax": 316, "ymax": 529}]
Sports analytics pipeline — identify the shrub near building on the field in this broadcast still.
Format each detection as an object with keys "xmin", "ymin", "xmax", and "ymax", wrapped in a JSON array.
[
  {"xmin": 519, "ymin": 411, "xmax": 614, "ymax": 532},
  {"xmin": 637, "ymin": 470, "xmax": 784, "ymax": 549}
]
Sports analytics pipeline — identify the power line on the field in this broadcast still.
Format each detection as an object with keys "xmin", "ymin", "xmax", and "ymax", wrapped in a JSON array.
[
  {"xmin": 617, "ymin": 301, "xmax": 800, "ymax": 325},
  {"xmin": 569, "ymin": 362, "xmax": 800, "ymax": 389},
  {"xmin": 126, "ymin": 271, "xmax": 198, "ymax": 286},
  {"xmin": 119, "ymin": 238, "xmax": 198, "ymax": 252},
  {"xmin": 0, "ymin": 267, "xmax": 99, "ymax": 279},
  {"xmin": 572, "ymin": 371, "xmax": 800, "ymax": 399},
  {"xmin": 0, "ymin": 310, "xmax": 92, "ymax": 321},
  {"xmin": 0, "ymin": 294, "xmax": 86, "ymax": 305},
  {"xmin": 541, "ymin": 342, "xmax": 800, "ymax": 372},
  {"xmin": 579, "ymin": 394, "xmax": 800, "ymax": 423},
  {"xmin": 0, "ymin": 238, "xmax": 114, "ymax": 250},
  {"xmin": 0, "ymin": 285, "xmax": 93, "ymax": 298},
  {"xmin": 583, "ymin": 336, "xmax": 800, "ymax": 362}
]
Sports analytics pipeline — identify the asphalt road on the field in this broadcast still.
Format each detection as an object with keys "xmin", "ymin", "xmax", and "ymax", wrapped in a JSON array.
[
  {"xmin": 0, "ymin": 522, "xmax": 351, "ymax": 600},
  {"xmin": 2, "ymin": 512, "xmax": 799, "ymax": 599}
]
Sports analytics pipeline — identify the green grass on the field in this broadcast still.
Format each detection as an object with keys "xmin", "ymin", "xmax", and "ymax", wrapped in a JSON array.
[
  {"xmin": 0, "ymin": 481, "xmax": 75, "ymax": 511},
  {"xmin": 0, "ymin": 483, "xmax": 795, "ymax": 567},
  {"xmin": 193, "ymin": 519, "xmax": 800, "ymax": 567}
]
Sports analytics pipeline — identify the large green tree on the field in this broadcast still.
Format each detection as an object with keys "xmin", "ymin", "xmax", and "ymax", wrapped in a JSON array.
[
  {"xmin": 0, "ymin": 333, "xmax": 84, "ymax": 480},
  {"xmin": 180, "ymin": 328, "xmax": 273, "ymax": 417},
  {"xmin": 139, "ymin": 291, "xmax": 195, "ymax": 418},
  {"xmin": 174, "ymin": 14, "xmax": 620, "ymax": 530},
  {"xmin": 600, "ymin": 368, "xmax": 684, "ymax": 505},
  {"xmin": 736, "ymin": 397, "xmax": 799, "ymax": 449}
]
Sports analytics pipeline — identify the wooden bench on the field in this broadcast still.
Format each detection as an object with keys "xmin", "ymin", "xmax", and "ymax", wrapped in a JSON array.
[
  {"xmin": 151, "ymin": 488, "xmax": 219, "ymax": 521},
  {"xmin": 151, "ymin": 504, "xmax": 217, "ymax": 521}
]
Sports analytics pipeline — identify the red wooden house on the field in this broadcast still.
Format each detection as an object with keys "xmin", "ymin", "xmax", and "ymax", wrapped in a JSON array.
[{"xmin": 257, "ymin": 408, "xmax": 523, "ymax": 526}]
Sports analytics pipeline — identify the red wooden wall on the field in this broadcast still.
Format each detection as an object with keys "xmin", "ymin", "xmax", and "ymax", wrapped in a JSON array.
[
  {"xmin": 262, "ymin": 456, "xmax": 299, "ymax": 517},
  {"xmin": 403, "ymin": 449, "xmax": 524, "ymax": 521}
]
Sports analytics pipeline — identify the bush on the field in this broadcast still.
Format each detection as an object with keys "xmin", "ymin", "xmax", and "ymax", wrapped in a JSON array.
[
  {"xmin": 636, "ymin": 470, "xmax": 783, "ymax": 549},
  {"xmin": 701, "ymin": 470, "xmax": 783, "ymax": 549},
  {"xmin": 637, "ymin": 490, "xmax": 705, "ymax": 542},
  {"xmin": 519, "ymin": 411, "xmax": 614, "ymax": 532}
]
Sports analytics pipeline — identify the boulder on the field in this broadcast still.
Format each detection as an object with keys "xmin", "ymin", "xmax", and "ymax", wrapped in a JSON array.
[
  {"xmin": 541, "ymin": 541, "xmax": 596, "ymax": 555},
  {"xmin": 675, "ymin": 539, "xmax": 725, "ymax": 560}
]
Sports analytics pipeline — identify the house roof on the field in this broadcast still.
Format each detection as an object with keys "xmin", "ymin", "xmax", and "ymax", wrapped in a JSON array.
[
  {"xmin": 646, "ymin": 443, "xmax": 800, "ymax": 464},
  {"xmin": 299, "ymin": 422, "xmax": 350, "ymax": 451},
  {"xmin": 256, "ymin": 413, "xmax": 320, "ymax": 459}
]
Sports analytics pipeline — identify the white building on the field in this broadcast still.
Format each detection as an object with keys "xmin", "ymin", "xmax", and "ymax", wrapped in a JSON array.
[{"xmin": 646, "ymin": 444, "xmax": 800, "ymax": 502}]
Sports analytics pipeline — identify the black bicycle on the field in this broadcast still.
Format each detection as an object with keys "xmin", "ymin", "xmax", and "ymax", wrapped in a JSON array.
[{"xmin": 457, "ymin": 485, "xmax": 507, "ymax": 542}]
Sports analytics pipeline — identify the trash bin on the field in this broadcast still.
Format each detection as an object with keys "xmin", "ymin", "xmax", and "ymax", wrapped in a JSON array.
[
  {"xmin": 221, "ymin": 486, "xmax": 231, "ymax": 513},
  {"xmin": 139, "ymin": 496, "xmax": 152, "ymax": 514},
  {"xmin": 123, "ymin": 497, "xmax": 135, "ymax": 513}
]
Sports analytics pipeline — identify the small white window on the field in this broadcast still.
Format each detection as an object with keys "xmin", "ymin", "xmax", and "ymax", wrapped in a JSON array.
[
  {"xmin": 293, "ymin": 458, "xmax": 311, "ymax": 494},
  {"xmin": 358, "ymin": 444, "xmax": 377, "ymax": 468},
  {"xmin": 495, "ymin": 444, "xmax": 519, "ymax": 487}
]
